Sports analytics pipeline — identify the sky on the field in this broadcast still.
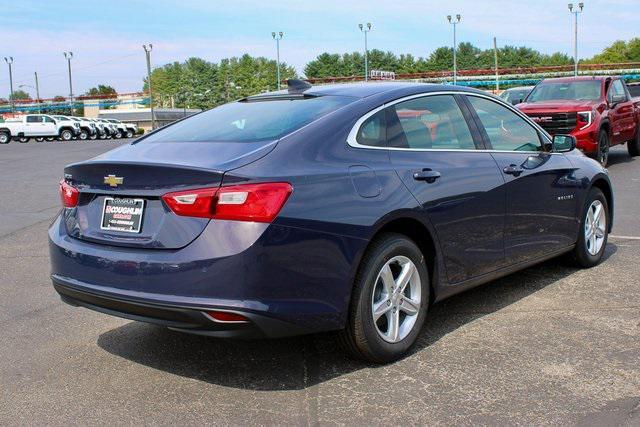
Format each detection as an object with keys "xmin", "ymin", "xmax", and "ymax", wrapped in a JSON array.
[{"xmin": 0, "ymin": 0, "xmax": 638, "ymax": 98}]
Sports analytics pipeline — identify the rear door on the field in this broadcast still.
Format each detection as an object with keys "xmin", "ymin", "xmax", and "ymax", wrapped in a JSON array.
[
  {"xmin": 386, "ymin": 94, "xmax": 507, "ymax": 284},
  {"xmin": 464, "ymin": 94, "xmax": 578, "ymax": 265},
  {"xmin": 24, "ymin": 115, "xmax": 43, "ymax": 135}
]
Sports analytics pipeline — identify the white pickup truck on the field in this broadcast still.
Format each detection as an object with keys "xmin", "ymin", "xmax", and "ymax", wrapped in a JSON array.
[
  {"xmin": 0, "ymin": 114, "xmax": 79, "ymax": 143},
  {"xmin": 104, "ymin": 119, "xmax": 138, "ymax": 138}
]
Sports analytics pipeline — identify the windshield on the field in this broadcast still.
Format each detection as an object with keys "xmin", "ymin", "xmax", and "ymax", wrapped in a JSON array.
[
  {"xmin": 142, "ymin": 95, "xmax": 354, "ymax": 143},
  {"xmin": 527, "ymin": 80, "xmax": 601, "ymax": 102}
]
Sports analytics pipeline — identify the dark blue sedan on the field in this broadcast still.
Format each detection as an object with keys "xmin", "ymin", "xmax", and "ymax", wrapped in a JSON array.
[{"xmin": 50, "ymin": 81, "xmax": 613, "ymax": 363}]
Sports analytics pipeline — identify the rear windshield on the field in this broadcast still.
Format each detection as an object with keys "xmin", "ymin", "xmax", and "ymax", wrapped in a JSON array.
[
  {"xmin": 142, "ymin": 95, "xmax": 354, "ymax": 143},
  {"xmin": 527, "ymin": 80, "xmax": 602, "ymax": 102}
]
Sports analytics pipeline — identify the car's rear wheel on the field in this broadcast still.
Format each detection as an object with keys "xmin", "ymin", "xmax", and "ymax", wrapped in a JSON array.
[
  {"xmin": 0, "ymin": 132, "xmax": 10, "ymax": 144},
  {"xmin": 337, "ymin": 233, "xmax": 429, "ymax": 363},
  {"xmin": 126, "ymin": 129, "xmax": 134, "ymax": 138},
  {"xmin": 571, "ymin": 187, "xmax": 609, "ymax": 268},
  {"xmin": 628, "ymin": 126, "xmax": 640, "ymax": 157},
  {"xmin": 596, "ymin": 129, "xmax": 610, "ymax": 167}
]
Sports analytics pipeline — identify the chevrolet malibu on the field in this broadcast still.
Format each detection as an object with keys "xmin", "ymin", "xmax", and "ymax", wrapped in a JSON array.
[{"xmin": 50, "ymin": 81, "xmax": 613, "ymax": 363}]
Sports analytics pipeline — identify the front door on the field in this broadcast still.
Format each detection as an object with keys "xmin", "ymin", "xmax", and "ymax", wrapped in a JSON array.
[
  {"xmin": 608, "ymin": 79, "xmax": 636, "ymax": 143},
  {"xmin": 387, "ymin": 94, "xmax": 506, "ymax": 284},
  {"xmin": 464, "ymin": 95, "xmax": 579, "ymax": 265}
]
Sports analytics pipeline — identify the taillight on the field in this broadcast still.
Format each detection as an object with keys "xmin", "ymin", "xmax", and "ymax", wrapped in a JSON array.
[
  {"xmin": 162, "ymin": 182, "xmax": 292, "ymax": 223},
  {"xmin": 59, "ymin": 179, "xmax": 79, "ymax": 208},
  {"xmin": 205, "ymin": 310, "xmax": 249, "ymax": 323}
]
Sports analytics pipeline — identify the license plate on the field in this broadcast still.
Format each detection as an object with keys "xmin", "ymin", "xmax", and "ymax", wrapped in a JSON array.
[{"xmin": 100, "ymin": 197, "xmax": 145, "ymax": 233}]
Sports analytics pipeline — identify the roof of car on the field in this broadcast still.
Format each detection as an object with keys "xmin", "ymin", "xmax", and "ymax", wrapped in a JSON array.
[
  {"xmin": 259, "ymin": 81, "xmax": 484, "ymax": 99},
  {"xmin": 540, "ymin": 76, "xmax": 614, "ymax": 83},
  {"xmin": 504, "ymin": 86, "xmax": 534, "ymax": 91}
]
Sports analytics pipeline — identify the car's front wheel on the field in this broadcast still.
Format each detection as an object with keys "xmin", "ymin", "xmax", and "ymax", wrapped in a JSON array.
[
  {"xmin": 60, "ymin": 129, "xmax": 73, "ymax": 141},
  {"xmin": 596, "ymin": 129, "xmax": 610, "ymax": 167},
  {"xmin": 79, "ymin": 130, "xmax": 88, "ymax": 140},
  {"xmin": 338, "ymin": 233, "xmax": 429, "ymax": 363},
  {"xmin": 628, "ymin": 127, "xmax": 640, "ymax": 157},
  {"xmin": 571, "ymin": 187, "xmax": 609, "ymax": 268},
  {"xmin": 126, "ymin": 129, "xmax": 134, "ymax": 138}
]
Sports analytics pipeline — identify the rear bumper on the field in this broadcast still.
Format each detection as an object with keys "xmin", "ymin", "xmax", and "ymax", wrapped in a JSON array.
[
  {"xmin": 53, "ymin": 276, "xmax": 309, "ymax": 338},
  {"xmin": 49, "ymin": 213, "xmax": 364, "ymax": 337}
]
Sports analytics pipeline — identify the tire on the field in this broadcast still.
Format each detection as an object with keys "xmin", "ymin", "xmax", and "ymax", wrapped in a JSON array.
[
  {"xmin": 126, "ymin": 130, "xmax": 134, "ymax": 138},
  {"xmin": 89, "ymin": 132, "xmax": 98, "ymax": 140},
  {"xmin": 571, "ymin": 187, "xmax": 609, "ymax": 268},
  {"xmin": 0, "ymin": 131, "xmax": 10, "ymax": 144},
  {"xmin": 35, "ymin": 137, "xmax": 44, "ymax": 142},
  {"xmin": 114, "ymin": 131, "xmax": 122, "ymax": 139},
  {"xmin": 99, "ymin": 131, "xmax": 107, "ymax": 139},
  {"xmin": 18, "ymin": 137, "xmax": 30, "ymax": 143},
  {"xmin": 79, "ymin": 130, "xmax": 88, "ymax": 140},
  {"xmin": 628, "ymin": 126, "xmax": 640, "ymax": 157},
  {"xmin": 45, "ymin": 137, "xmax": 55, "ymax": 142},
  {"xmin": 596, "ymin": 129, "xmax": 610, "ymax": 167},
  {"xmin": 60, "ymin": 129, "xmax": 73, "ymax": 141},
  {"xmin": 337, "ymin": 233, "xmax": 430, "ymax": 363}
]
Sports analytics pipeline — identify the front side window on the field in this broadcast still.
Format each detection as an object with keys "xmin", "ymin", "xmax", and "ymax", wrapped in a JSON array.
[
  {"xmin": 387, "ymin": 95, "xmax": 476, "ymax": 150},
  {"xmin": 43, "ymin": 116, "xmax": 55, "ymax": 123},
  {"xmin": 608, "ymin": 80, "xmax": 627, "ymax": 102},
  {"xmin": 467, "ymin": 96, "xmax": 542, "ymax": 152},
  {"xmin": 143, "ymin": 95, "xmax": 354, "ymax": 143}
]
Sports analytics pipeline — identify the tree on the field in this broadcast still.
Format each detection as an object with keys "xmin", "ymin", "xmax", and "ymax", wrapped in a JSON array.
[
  {"xmin": 9, "ymin": 90, "xmax": 31, "ymax": 101},
  {"xmin": 586, "ymin": 38, "xmax": 640, "ymax": 63},
  {"xmin": 84, "ymin": 85, "xmax": 117, "ymax": 97}
]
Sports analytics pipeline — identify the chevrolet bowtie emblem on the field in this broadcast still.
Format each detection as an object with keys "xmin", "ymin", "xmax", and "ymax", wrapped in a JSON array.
[{"xmin": 103, "ymin": 174, "xmax": 124, "ymax": 187}]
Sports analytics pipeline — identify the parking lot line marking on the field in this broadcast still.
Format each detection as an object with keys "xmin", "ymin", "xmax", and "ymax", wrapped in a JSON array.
[{"xmin": 609, "ymin": 235, "xmax": 640, "ymax": 240}]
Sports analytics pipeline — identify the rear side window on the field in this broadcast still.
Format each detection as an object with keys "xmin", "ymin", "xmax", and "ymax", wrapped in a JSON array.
[
  {"xmin": 387, "ymin": 95, "xmax": 476, "ymax": 150},
  {"xmin": 356, "ymin": 110, "xmax": 386, "ymax": 147},
  {"xmin": 26, "ymin": 116, "xmax": 41, "ymax": 123},
  {"xmin": 467, "ymin": 96, "xmax": 542, "ymax": 152},
  {"xmin": 143, "ymin": 95, "xmax": 354, "ymax": 143},
  {"xmin": 629, "ymin": 85, "xmax": 640, "ymax": 97}
]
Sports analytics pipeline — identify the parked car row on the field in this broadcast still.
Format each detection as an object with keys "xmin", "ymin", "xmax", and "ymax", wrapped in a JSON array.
[{"xmin": 0, "ymin": 114, "xmax": 138, "ymax": 144}]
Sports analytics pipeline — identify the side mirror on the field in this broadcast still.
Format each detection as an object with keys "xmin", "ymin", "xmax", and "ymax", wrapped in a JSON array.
[
  {"xmin": 511, "ymin": 98, "xmax": 523, "ymax": 105},
  {"xmin": 552, "ymin": 134, "xmax": 576, "ymax": 153},
  {"xmin": 609, "ymin": 94, "xmax": 626, "ymax": 107}
]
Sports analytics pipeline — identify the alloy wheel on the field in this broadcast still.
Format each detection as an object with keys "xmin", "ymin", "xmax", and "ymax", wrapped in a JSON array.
[
  {"xmin": 371, "ymin": 255, "xmax": 421, "ymax": 343},
  {"xmin": 585, "ymin": 200, "xmax": 606, "ymax": 256}
]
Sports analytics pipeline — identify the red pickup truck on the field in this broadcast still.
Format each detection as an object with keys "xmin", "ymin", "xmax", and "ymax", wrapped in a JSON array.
[{"xmin": 517, "ymin": 76, "xmax": 640, "ymax": 166}]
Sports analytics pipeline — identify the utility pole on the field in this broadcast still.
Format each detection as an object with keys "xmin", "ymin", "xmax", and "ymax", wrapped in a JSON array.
[
  {"xmin": 568, "ymin": 3, "xmax": 584, "ymax": 77},
  {"xmin": 358, "ymin": 23, "xmax": 372, "ymax": 81},
  {"xmin": 34, "ymin": 72, "xmax": 41, "ymax": 113},
  {"xmin": 63, "ymin": 51, "xmax": 74, "ymax": 115},
  {"xmin": 447, "ymin": 15, "xmax": 461, "ymax": 85},
  {"xmin": 4, "ymin": 57, "xmax": 14, "ymax": 112},
  {"xmin": 271, "ymin": 32, "xmax": 284, "ymax": 90},
  {"xmin": 493, "ymin": 37, "xmax": 499, "ymax": 92},
  {"xmin": 143, "ymin": 44, "xmax": 155, "ymax": 130}
]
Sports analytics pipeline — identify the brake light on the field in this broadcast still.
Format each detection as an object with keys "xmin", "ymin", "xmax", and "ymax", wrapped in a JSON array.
[
  {"xmin": 59, "ymin": 180, "xmax": 79, "ymax": 208},
  {"xmin": 162, "ymin": 182, "xmax": 292, "ymax": 223}
]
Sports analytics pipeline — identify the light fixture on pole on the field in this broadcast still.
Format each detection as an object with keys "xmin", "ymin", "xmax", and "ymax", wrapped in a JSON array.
[
  {"xmin": 271, "ymin": 31, "xmax": 284, "ymax": 90},
  {"xmin": 447, "ymin": 14, "xmax": 461, "ymax": 85},
  {"xmin": 568, "ymin": 3, "xmax": 584, "ymax": 77},
  {"xmin": 358, "ymin": 23, "xmax": 372, "ymax": 82},
  {"xmin": 63, "ymin": 51, "xmax": 74, "ymax": 114},
  {"xmin": 4, "ymin": 57, "xmax": 14, "ymax": 112},
  {"xmin": 143, "ymin": 44, "xmax": 155, "ymax": 130}
]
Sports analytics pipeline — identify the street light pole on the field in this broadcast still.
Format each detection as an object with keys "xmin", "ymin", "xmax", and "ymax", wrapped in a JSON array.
[
  {"xmin": 143, "ymin": 44, "xmax": 155, "ymax": 130},
  {"xmin": 568, "ymin": 3, "xmax": 584, "ymax": 77},
  {"xmin": 34, "ymin": 71, "xmax": 41, "ymax": 112},
  {"xmin": 4, "ymin": 57, "xmax": 14, "ymax": 112},
  {"xmin": 493, "ymin": 37, "xmax": 499, "ymax": 92},
  {"xmin": 63, "ymin": 51, "xmax": 74, "ymax": 115},
  {"xmin": 447, "ymin": 14, "xmax": 461, "ymax": 85},
  {"xmin": 271, "ymin": 31, "xmax": 284, "ymax": 90},
  {"xmin": 358, "ymin": 23, "xmax": 372, "ymax": 81}
]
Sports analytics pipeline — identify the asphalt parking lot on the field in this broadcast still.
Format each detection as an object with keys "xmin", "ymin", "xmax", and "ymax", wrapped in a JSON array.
[{"xmin": 1, "ymin": 140, "xmax": 639, "ymax": 425}]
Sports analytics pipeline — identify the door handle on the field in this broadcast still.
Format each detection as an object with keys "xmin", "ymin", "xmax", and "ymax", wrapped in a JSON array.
[
  {"xmin": 503, "ymin": 164, "xmax": 524, "ymax": 177},
  {"xmin": 413, "ymin": 168, "xmax": 441, "ymax": 183}
]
